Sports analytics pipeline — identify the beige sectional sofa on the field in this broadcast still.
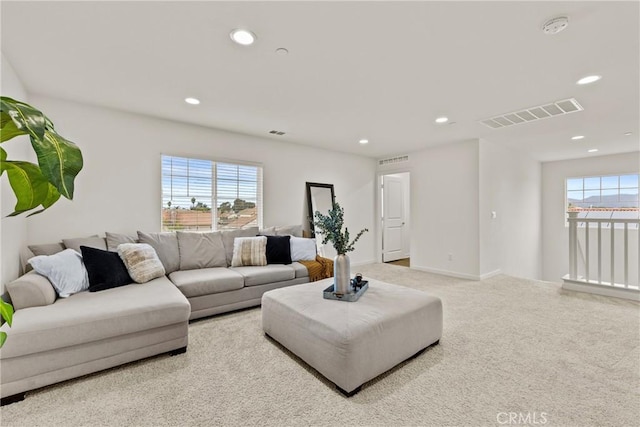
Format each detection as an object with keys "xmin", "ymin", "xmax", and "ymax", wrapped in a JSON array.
[{"xmin": 0, "ymin": 225, "xmax": 310, "ymax": 404}]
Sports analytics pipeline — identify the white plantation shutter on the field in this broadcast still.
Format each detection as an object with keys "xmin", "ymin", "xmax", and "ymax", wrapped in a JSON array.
[{"xmin": 161, "ymin": 155, "xmax": 263, "ymax": 231}]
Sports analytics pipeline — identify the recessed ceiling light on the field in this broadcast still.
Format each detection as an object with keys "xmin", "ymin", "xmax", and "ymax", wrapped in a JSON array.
[
  {"xmin": 624, "ymin": 132, "xmax": 633, "ymax": 136},
  {"xmin": 230, "ymin": 29, "xmax": 256, "ymax": 46},
  {"xmin": 577, "ymin": 75, "xmax": 602, "ymax": 85},
  {"xmin": 571, "ymin": 135, "xmax": 585, "ymax": 140},
  {"xmin": 435, "ymin": 117, "xmax": 449, "ymax": 124},
  {"xmin": 588, "ymin": 149, "xmax": 599, "ymax": 153},
  {"xmin": 185, "ymin": 97, "xmax": 200, "ymax": 105},
  {"xmin": 275, "ymin": 48, "xmax": 289, "ymax": 56},
  {"xmin": 359, "ymin": 139, "xmax": 369, "ymax": 144}
]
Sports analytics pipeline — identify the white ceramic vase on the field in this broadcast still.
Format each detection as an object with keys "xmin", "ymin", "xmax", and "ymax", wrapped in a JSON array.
[{"xmin": 334, "ymin": 254, "xmax": 351, "ymax": 295}]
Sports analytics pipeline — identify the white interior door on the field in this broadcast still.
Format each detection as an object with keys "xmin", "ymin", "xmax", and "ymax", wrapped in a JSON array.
[{"xmin": 382, "ymin": 175, "xmax": 405, "ymax": 262}]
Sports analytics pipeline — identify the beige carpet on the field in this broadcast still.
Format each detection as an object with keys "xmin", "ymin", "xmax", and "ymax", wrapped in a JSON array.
[{"xmin": 2, "ymin": 264, "xmax": 639, "ymax": 427}]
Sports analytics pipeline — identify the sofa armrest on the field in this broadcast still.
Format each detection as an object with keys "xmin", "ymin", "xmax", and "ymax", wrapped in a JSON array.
[{"xmin": 5, "ymin": 271, "xmax": 57, "ymax": 310}]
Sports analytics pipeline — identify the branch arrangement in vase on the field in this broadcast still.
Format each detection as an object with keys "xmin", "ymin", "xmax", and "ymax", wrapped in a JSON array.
[
  {"xmin": 0, "ymin": 96, "xmax": 83, "ymax": 216},
  {"xmin": 312, "ymin": 202, "xmax": 368, "ymax": 255}
]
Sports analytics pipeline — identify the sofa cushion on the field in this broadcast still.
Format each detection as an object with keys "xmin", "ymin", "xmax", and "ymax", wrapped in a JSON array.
[
  {"xmin": 0, "ymin": 276, "xmax": 190, "ymax": 359},
  {"xmin": 231, "ymin": 236, "xmax": 267, "ymax": 267},
  {"xmin": 137, "ymin": 231, "xmax": 180, "ymax": 274},
  {"xmin": 275, "ymin": 225, "xmax": 303, "ymax": 237},
  {"xmin": 81, "ymin": 246, "xmax": 133, "ymax": 292},
  {"xmin": 62, "ymin": 236, "xmax": 107, "ymax": 253},
  {"xmin": 5, "ymin": 271, "xmax": 57, "ymax": 310},
  {"xmin": 259, "ymin": 226, "xmax": 276, "ymax": 236},
  {"xmin": 168, "ymin": 268, "xmax": 244, "ymax": 298},
  {"xmin": 106, "ymin": 232, "xmax": 138, "ymax": 252},
  {"xmin": 176, "ymin": 231, "xmax": 227, "ymax": 270},
  {"xmin": 266, "ymin": 235, "xmax": 292, "ymax": 265},
  {"xmin": 118, "ymin": 243, "xmax": 165, "ymax": 283},
  {"xmin": 220, "ymin": 227, "xmax": 259, "ymax": 266},
  {"xmin": 290, "ymin": 262, "xmax": 310, "ymax": 279},
  {"xmin": 28, "ymin": 249, "xmax": 90, "ymax": 298},
  {"xmin": 230, "ymin": 265, "xmax": 295, "ymax": 287},
  {"xmin": 27, "ymin": 242, "xmax": 65, "ymax": 257}
]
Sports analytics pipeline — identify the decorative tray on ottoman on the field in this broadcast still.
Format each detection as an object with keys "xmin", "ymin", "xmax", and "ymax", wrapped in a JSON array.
[{"xmin": 323, "ymin": 281, "xmax": 369, "ymax": 302}]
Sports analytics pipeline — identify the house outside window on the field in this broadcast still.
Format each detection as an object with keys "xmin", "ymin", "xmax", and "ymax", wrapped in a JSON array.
[
  {"xmin": 161, "ymin": 155, "xmax": 263, "ymax": 231},
  {"xmin": 566, "ymin": 173, "xmax": 639, "ymax": 226}
]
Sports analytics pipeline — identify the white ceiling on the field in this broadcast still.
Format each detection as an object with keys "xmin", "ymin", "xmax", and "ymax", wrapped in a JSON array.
[{"xmin": 2, "ymin": 1, "xmax": 639, "ymax": 162}]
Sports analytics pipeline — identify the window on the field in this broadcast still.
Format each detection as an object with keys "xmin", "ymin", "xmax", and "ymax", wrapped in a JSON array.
[
  {"xmin": 566, "ymin": 173, "xmax": 639, "ymax": 223},
  {"xmin": 161, "ymin": 155, "xmax": 262, "ymax": 231}
]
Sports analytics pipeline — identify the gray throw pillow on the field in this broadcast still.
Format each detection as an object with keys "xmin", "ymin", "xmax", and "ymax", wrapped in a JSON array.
[
  {"xmin": 62, "ymin": 235, "xmax": 107, "ymax": 253},
  {"xmin": 27, "ymin": 242, "xmax": 65, "ymax": 256},
  {"xmin": 106, "ymin": 232, "xmax": 138, "ymax": 252},
  {"xmin": 137, "ymin": 231, "xmax": 180, "ymax": 274},
  {"xmin": 220, "ymin": 227, "xmax": 259, "ymax": 266},
  {"xmin": 276, "ymin": 225, "xmax": 303, "ymax": 237},
  {"xmin": 176, "ymin": 231, "xmax": 227, "ymax": 270},
  {"xmin": 6, "ymin": 271, "xmax": 57, "ymax": 310}
]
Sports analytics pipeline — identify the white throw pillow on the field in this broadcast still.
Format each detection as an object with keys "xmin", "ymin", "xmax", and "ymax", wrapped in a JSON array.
[
  {"xmin": 28, "ymin": 249, "xmax": 89, "ymax": 297},
  {"xmin": 290, "ymin": 237, "xmax": 317, "ymax": 261}
]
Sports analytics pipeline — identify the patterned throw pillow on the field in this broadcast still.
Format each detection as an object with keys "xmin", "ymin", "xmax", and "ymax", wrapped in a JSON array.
[
  {"xmin": 117, "ymin": 243, "xmax": 166, "ymax": 283},
  {"xmin": 231, "ymin": 236, "xmax": 267, "ymax": 267}
]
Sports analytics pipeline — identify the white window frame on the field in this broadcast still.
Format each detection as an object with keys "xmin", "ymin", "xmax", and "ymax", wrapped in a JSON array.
[
  {"xmin": 161, "ymin": 154, "xmax": 263, "ymax": 231},
  {"xmin": 565, "ymin": 172, "xmax": 639, "ymax": 227}
]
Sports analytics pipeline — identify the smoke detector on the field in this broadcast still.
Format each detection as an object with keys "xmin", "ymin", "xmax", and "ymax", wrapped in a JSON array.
[{"xmin": 542, "ymin": 16, "xmax": 569, "ymax": 35}]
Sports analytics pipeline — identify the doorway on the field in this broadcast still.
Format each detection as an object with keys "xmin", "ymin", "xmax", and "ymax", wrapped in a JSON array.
[{"xmin": 381, "ymin": 172, "xmax": 410, "ymax": 266}]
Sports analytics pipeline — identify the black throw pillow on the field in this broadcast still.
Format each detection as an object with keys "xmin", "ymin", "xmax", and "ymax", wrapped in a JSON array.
[
  {"xmin": 265, "ymin": 235, "xmax": 292, "ymax": 265},
  {"xmin": 80, "ymin": 245, "xmax": 132, "ymax": 292}
]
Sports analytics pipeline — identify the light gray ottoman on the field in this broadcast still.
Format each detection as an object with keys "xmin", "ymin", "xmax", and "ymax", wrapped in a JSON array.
[{"xmin": 262, "ymin": 277, "xmax": 442, "ymax": 396}]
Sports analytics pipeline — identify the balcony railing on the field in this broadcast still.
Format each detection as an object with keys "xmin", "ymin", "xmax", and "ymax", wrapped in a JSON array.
[{"xmin": 564, "ymin": 211, "xmax": 639, "ymax": 301}]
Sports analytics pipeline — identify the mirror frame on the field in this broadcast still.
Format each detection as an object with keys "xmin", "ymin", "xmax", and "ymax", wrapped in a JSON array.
[{"xmin": 306, "ymin": 182, "xmax": 336, "ymax": 237}]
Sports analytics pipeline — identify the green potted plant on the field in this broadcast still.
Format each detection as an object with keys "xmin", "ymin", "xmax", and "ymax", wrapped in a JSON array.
[
  {"xmin": 0, "ymin": 96, "xmax": 83, "ymax": 348},
  {"xmin": 313, "ymin": 202, "xmax": 368, "ymax": 295},
  {"xmin": 1, "ymin": 96, "xmax": 83, "ymax": 216},
  {"xmin": 0, "ymin": 300, "xmax": 13, "ymax": 348}
]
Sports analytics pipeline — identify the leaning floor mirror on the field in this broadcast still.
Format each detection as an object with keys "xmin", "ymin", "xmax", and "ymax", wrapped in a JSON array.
[{"xmin": 306, "ymin": 182, "xmax": 336, "ymax": 258}]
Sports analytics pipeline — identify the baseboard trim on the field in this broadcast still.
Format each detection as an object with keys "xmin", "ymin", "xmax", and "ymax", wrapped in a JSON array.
[
  {"xmin": 562, "ymin": 276, "xmax": 640, "ymax": 301},
  {"xmin": 480, "ymin": 269, "xmax": 502, "ymax": 280},
  {"xmin": 410, "ymin": 265, "xmax": 480, "ymax": 281}
]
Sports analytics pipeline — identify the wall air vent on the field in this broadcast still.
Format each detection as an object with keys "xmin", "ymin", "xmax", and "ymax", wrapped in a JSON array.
[
  {"xmin": 379, "ymin": 155, "xmax": 409, "ymax": 166},
  {"xmin": 479, "ymin": 98, "xmax": 583, "ymax": 129},
  {"xmin": 269, "ymin": 130, "xmax": 286, "ymax": 136}
]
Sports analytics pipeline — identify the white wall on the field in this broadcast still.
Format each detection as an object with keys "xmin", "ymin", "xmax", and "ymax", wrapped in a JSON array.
[
  {"xmin": 24, "ymin": 96, "xmax": 378, "ymax": 265},
  {"xmin": 378, "ymin": 140, "xmax": 481, "ymax": 278},
  {"xmin": 542, "ymin": 152, "xmax": 640, "ymax": 283},
  {"xmin": 479, "ymin": 140, "xmax": 541, "ymax": 279},
  {"xmin": 377, "ymin": 139, "xmax": 542, "ymax": 281},
  {"xmin": 1, "ymin": 53, "xmax": 30, "ymax": 290}
]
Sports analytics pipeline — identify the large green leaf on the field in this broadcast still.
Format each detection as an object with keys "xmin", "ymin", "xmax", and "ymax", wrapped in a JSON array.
[
  {"xmin": 0, "ymin": 300, "xmax": 14, "ymax": 327},
  {"xmin": 1, "ymin": 160, "xmax": 49, "ymax": 215},
  {"xmin": 26, "ymin": 183, "xmax": 62, "ymax": 217},
  {"xmin": 30, "ymin": 129, "xmax": 83, "ymax": 199},
  {"xmin": 0, "ymin": 332, "xmax": 6, "ymax": 348},
  {"xmin": 0, "ymin": 97, "xmax": 46, "ymax": 142}
]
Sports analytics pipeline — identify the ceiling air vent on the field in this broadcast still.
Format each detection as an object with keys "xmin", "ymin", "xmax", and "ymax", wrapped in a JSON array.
[
  {"xmin": 269, "ymin": 130, "xmax": 286, "ymax": 136},
  {"xmin": 480, "ymin": 98, "xmax": 583, "ymax": 129},
  {"xmin": 379, "ymin": 155, "xmax": 409, "ymax": 166}
]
